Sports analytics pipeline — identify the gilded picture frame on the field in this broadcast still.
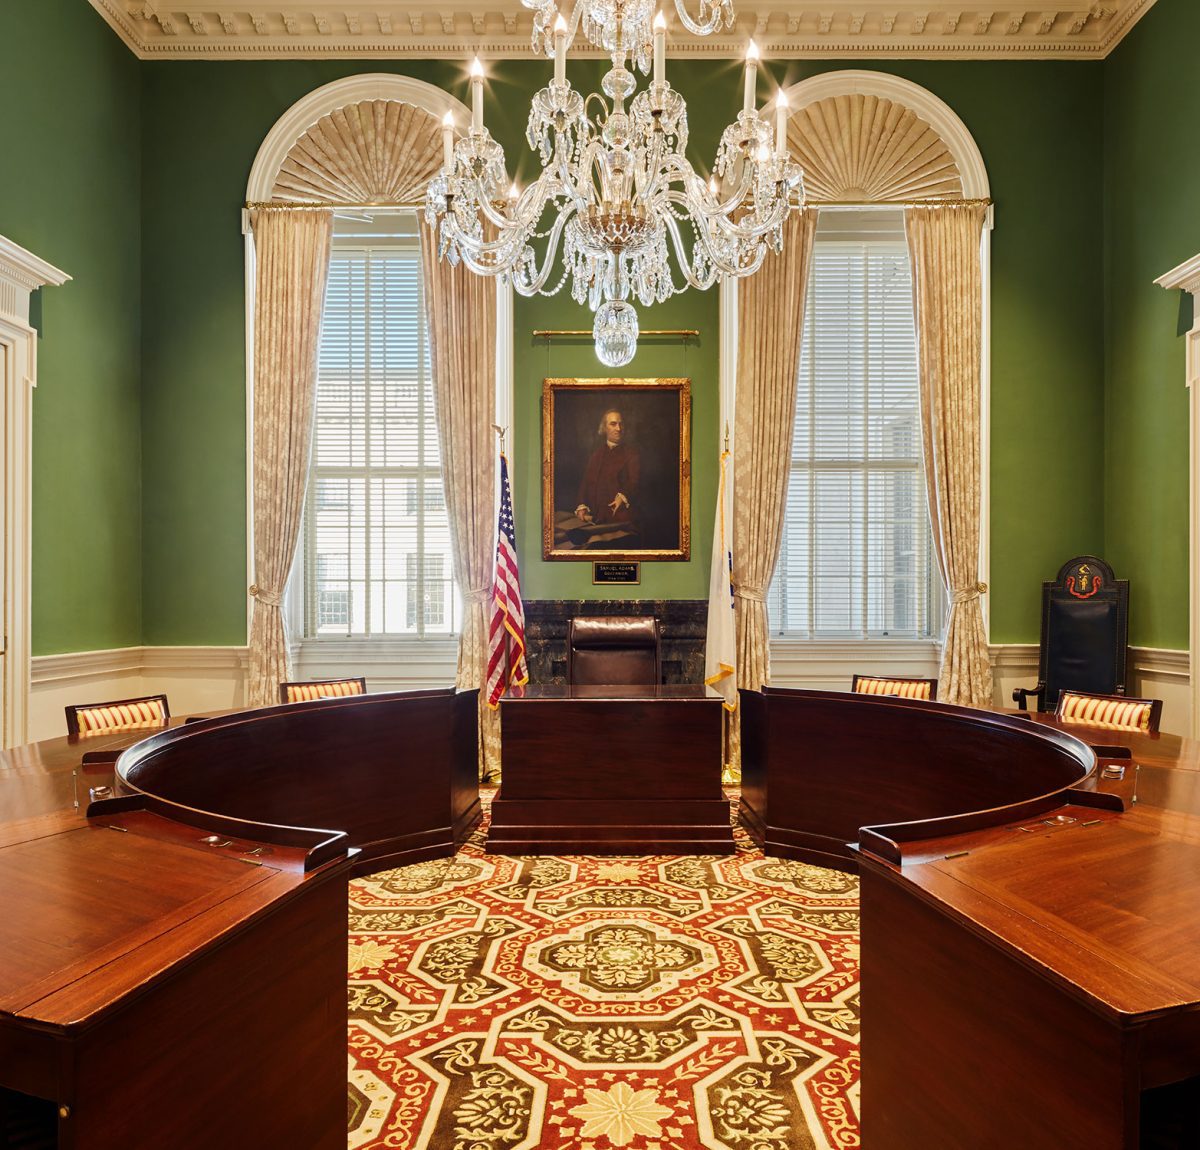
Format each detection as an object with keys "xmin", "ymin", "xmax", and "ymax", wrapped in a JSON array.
[{"xmin": 542, "ymin": 377, "xmax": 691, "ymax": 562}]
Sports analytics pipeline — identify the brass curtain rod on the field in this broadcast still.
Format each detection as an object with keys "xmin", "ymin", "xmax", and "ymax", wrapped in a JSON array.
[
  {"xmin": 247, "ymin": 197, "xmax": 992, "ymax": 212},
  {"xmin": 804, "ymin": 197, "xmax": 993, "ymax": 209},
  {"xmin": 533, "ymin": 329, "xmax": 699, "ymax": 338},
  {"xmin": 246, "ymin": 200, "xmax": 423, "ymax": 212}
]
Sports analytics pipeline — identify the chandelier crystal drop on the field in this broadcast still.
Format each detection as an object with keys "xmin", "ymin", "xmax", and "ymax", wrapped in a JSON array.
[{"xmin": 425, "ymin": 7, "xmax": 804, "ymax": 366}]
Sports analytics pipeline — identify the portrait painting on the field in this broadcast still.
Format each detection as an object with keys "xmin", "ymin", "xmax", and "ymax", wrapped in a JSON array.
[{"xmin": 542, "ymin": 377, "xmax": 691, "ymax": 562}]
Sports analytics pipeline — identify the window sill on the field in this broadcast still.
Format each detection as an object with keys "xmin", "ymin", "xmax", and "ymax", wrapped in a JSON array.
[
  {"xmin": 291, "ymin": 635, "xmax": 460, "ymax": 690},
  {"xmin": 768, "ymin": 637, "xmax": 942, "ymax": 691}
]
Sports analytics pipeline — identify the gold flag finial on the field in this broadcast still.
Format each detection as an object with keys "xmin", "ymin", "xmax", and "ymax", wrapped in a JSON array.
[{"xmin": 492, "ymin": 424, "xmax": 507, "ymax": 455}]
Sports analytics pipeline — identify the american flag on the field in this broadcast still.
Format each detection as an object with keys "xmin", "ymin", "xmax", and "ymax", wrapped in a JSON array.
[{"xmin": 486, "ymin": 453, "xmax": 529, "ymax": 708}]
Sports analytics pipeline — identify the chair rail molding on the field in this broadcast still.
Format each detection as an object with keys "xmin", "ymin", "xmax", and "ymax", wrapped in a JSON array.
[
  {"xmin": 1155, "ymin": 253, "xmax": 1200, "ymax": 737},
  {"xmin": 0, "ymin": 235, "xmax": 70, "ymax": 747}
]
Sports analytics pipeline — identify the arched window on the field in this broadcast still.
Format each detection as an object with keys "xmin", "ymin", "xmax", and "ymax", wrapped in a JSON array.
[
  {"xmin": 244, "ymin": 75, "xmax": 513, "ymax": 689},
  {"xmin": 762, "ymin": 71, "xmax": 991, "ymax": 688}
]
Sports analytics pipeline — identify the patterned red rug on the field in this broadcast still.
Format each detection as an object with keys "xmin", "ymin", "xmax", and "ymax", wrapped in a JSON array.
[{"xmin": 347, "ymin": 793, "xmax": 860, "ymax": 1149}]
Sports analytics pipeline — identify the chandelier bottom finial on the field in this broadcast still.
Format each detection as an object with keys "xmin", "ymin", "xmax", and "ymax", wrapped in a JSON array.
[{"xmin": 593, "ymin": 299, "xmax": 640, "ymax": 367}]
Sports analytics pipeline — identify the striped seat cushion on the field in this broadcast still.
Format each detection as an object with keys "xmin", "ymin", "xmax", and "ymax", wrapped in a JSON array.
[
  {"xmin": 854, "ymin": 677, "xmax": 932, "ymax": 701},
  {"xmin": 285, "ymin": 679, "xmax": 365, "ymax": 703},
  {"xmin": 74, "ymin": 698, "xmax": 167, "ymax": 734},
  {"xmin": 1058, "ymin": 691, "xmax": 1153, "ymax": 732}
]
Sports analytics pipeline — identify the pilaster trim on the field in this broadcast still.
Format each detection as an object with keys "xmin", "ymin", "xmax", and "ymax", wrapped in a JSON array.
[{"xmin": 1155, "ymin": 253, "xmax": 1200, "ymax": 736}]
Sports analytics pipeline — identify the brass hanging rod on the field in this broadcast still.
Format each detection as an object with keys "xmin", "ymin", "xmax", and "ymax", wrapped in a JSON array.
[{"xmin": 533, "ymin": 329, "xmax": 699, "ymax": 338}]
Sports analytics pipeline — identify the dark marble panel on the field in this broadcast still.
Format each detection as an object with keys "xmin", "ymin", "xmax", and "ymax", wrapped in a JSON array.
[{"xmin": 524, "ymin": 600, "xmax": 708, "ymax": 685}]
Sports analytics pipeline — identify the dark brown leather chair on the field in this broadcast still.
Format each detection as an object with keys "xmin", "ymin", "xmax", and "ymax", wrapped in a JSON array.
[{"xmin": 568, "ymin": 616, "xmax": 661, "ymax": 686}]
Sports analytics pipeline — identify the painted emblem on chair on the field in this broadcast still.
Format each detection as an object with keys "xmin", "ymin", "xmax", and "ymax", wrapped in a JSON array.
[{"xmin": 1066, "ymin": 562, "xmax": 1102, "ymax": 599}]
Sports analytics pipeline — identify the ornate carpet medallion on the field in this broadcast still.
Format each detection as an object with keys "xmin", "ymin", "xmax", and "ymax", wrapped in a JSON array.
[{"xmin": 347, "ymin": 793, "xmax": 861, "ymax": 1149}]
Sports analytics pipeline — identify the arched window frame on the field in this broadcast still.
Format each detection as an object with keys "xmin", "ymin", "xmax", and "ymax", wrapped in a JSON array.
[
  {"xmin": 243, "ymin": 74, "xmax": 514, "ymax": 688},
  {"xmin": 717, "ymin": 69, "xmax": 992, "ymax": 689}
]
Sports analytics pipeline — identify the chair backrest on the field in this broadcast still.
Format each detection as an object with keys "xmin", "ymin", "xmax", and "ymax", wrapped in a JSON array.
[
  {"xmin": 1038, "ymin": 556, "xmax": 1129, "ymax": 712},
  {"xmin": 66, "ymin": 694, "xmax": 170, "ymax": 736},
  {"xmin": 1056, "ymin": 690, "xmax": 1161, "ymax": 734},
  {"xmin": 568, "ymin": 616, "xmax": 660, "ymax": 686},
  {"xmin": 279, "ymin": 677, "xmax": 367, "ymax": 704},
  {"xmin": 852, "ymin": 675, "xmax": 938, "ymax": 702}
]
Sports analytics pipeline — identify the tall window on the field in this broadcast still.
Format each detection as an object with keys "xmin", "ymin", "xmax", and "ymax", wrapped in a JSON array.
[
  {"xmin": 302, "ymin": 213, "xmax": 459, "ymax": 638},
  {"xmin": 768, "ymin": 210, "xmax": 938, "ymax": 639}
]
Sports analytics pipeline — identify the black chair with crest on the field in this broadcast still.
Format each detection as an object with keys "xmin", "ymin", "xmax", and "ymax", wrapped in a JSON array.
[{"xmin": 1012, "ymin": 555, "xmax": 1130, "ymax": 713}]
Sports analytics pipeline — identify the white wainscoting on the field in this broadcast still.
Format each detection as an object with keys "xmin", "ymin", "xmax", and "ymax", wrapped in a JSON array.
[
  {"xmin": 990, "ymin": 644, "xmax": 1191, "ymax": 736},
  {"xmin": 31, "ymin": 641, "xmax": 1190, "ymax": 742},
  {"xmin": 29, "ymin": 641, "xmax": 461, "ymax": 742},
  {"xmin": 30, "ymin": 647, "xmax": 250, "ymax": 742}
]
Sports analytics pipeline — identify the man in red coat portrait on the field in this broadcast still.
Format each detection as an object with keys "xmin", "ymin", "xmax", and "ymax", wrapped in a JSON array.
[{"xmin": 575, "ymin": 409, "xmax": 640, "ymax": 529}]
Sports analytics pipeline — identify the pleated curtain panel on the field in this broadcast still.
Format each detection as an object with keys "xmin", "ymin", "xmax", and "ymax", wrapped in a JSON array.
[
  {"xmin": 248, "ymin": 98, "xmax": 500, "ymax": 773},
  {"xmin": 906, "ymin": 202, "xmax": 993, "ymax": 707},
  {"xmin": 419, "ymin": 222, "xmax": 500, "ymax": 780},
  {"xmin": 732, "ymin": 210, "xmax": 819, "ymax": 702},
  {"xmin": 247, "ymin": 208, "xmax": 333, "ymax": 708}
]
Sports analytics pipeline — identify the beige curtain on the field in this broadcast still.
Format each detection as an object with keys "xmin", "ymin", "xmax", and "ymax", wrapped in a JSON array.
[
  {"xmin": 905, "ymin": 203, "xmax": 992, "ymax": 707},
  {"xmin": 419, "ymin": 221, "xmax": 500, "ymax": 780},
  {"xmin": 247, "ymin": 209, "xmax": 333, "ymax": 707},
  {"xmin": 733, "ymin": 210, "xmax": 819, "ymax": 691}
]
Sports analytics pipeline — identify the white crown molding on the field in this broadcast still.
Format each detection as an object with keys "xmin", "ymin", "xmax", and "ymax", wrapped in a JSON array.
[
  {"xmin": 0, "ymin": 234, "xmax": 70, "ymax": 326},
  {"xmin": 88, "ymin": 0, "xmax": 1158, "ymax": 60},
  {"xmin": 1156, "ymin": 253, "xmax": 1200, "ymax": 297}
]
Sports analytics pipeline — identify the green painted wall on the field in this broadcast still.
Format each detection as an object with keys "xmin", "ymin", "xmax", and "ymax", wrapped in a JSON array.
[
  {"xmin": 0, "ymin": 0, "xmax": 142, "ymax": 654},
  {"xmin": 139, "ymin": 57, "xmax": 1106, "ymax": 643},
  {"xmin": 1103, "ymin": 0, "xmax": 1198, "ymax": 650}
]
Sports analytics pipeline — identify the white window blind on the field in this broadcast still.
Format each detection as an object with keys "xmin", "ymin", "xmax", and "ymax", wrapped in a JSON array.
[
  {"xmin": 768, "ymin": 210, "xmax": 938, "ymax": 639},
  {"xmin": 303, "ymin": 221, "xmax": 459, "ymax": 638}
]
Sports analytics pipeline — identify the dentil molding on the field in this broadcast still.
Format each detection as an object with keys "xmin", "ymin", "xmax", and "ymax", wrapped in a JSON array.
[{"xmin": 90, "ymin": 1, "xmax": 1157, "ymax": 60}]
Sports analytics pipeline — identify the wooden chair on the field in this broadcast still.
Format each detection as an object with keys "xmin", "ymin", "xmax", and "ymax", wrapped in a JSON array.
[
  {"xmin": 65, "ymin": 694, "xmax": 170, "ymax": 736},
  {"xmin": 279, "ymin": 677, "xmax": 367, "ymax": 704},
  {"xmin": 1055, "ymin": 689, "xmax": 1162, "ymax": 734},
  {"xmin": 568, "ymin": 616, "xmax": 660, "ymax": 686},
  {"xmin": 1013, "ymin": 555, "xmax": 1130, "ymax": 713},
  {"xmin": 851, "ymin": 675, "xmax": 938, "ymax": 702}
]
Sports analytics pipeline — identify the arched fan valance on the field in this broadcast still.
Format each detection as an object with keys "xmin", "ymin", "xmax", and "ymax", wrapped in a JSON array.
[
  {"xmin": 270, "ymin": 98, "xmax": 442, "ymax": 204},
  {"xmin": 787, "ymin": 94, "xmax": 963, "ymax": 202}
]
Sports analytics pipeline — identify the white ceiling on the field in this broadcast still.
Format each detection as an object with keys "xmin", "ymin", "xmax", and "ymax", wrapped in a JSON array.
[{"xmin": 90, "ymin": 1, "xmax": 1156, "ymax": 59}]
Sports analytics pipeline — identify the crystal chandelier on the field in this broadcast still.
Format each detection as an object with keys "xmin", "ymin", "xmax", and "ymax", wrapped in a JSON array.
[{"xmin": 424, "ymin": 5, "xmax": 804, "ymax": 367}]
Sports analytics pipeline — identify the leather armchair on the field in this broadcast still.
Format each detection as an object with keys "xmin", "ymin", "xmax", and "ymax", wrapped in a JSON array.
[{"xmin": 568, "ymin": 616, "xmax": 661, "ymax": 686}]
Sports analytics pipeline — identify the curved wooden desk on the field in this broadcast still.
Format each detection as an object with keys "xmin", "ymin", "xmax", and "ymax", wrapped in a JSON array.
[
  {"xmin": 739, "ymin": 686, "xmax": 1102, "ymax": 870},
  {"xmin": 0, "ymin": 687, "xmax": 480, "ymax": 1150},
  {"xmin": 741, "ymin": 687, "xmax": 1200, "ymax": 1150},
  {"xmin": 113, "ymin": 687, "xmax": 480, "ymax": 875}
]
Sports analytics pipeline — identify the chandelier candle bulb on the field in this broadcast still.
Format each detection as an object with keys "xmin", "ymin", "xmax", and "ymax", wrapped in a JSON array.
[
  {"xmin": 553, "ymin": 15, "xmax": 568, "ymax": 85},
  {"xmin": 470, "ymin": 57, "xmax": 484, "ymax": 134},
  {"xmin": 442, "ymin": 111, "xmax": 454, "ymax": 169},
  {"xmin": 653, "ymin": 12, "xmax": 666, "ymax": 86},
  {"xmin": 743, "ymin": 40, "xmax": 759, "ymax": 113},
  {"xmin": 775, "ymin": 89, "xmax": 788, "ymax": 152}
]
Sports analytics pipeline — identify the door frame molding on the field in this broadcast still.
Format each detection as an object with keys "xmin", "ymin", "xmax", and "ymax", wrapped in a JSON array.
[
  {"xmin": 1155, "ymin": 252, "xmax": 1200, "ymax": 737},
  {"xmin": 0, "ymin": 234, "xmax": 70, "ymax": 746}
]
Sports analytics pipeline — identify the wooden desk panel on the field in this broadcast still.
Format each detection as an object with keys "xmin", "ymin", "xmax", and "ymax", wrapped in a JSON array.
[
  {"xmin": 0, "ymin": 806, "xmax": 350, "ymax": 1149},
  {"xmin": 490, "ymin": 686, "xmax": 732, "ymax": 854}
]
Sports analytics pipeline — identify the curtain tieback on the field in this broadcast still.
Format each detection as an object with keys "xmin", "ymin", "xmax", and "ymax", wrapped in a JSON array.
[
  {"xmin": 734, "ymin": 585, "xmax": 766, "ymax": 604},
  {"xmin": 950, "ymin": 581, "xmax": 988, "ymax": 605},
  {"xmin": 466, "ymin": 585, "xmax": 492, "ymax": 605},
  {"xmin": 249, "ymin": 583, "xmax": 283, "ymax": 608}
]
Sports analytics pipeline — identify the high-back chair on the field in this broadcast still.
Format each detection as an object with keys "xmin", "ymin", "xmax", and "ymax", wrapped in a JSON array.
[
  {"xmin": 1055, "ymin": 689, "xmax": 1162, "ymax": 734},
  {"xmin": 1013, "ymin": 555, "xmax": 1130, "ymax": 713},
  {"xmin": 568, "ymin": 616, "xmax": 660, "ymax": 686},
  {"xmin": 65, "ymin": 694, "xmax": 170, "ymax": 736},
  {"xmin": 279, "ymin": 677, "xmax": 367, "ymax": 704},
  {"xmin": 851, "ymin": 675, "xmax": 938, "ymax": 702}
]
